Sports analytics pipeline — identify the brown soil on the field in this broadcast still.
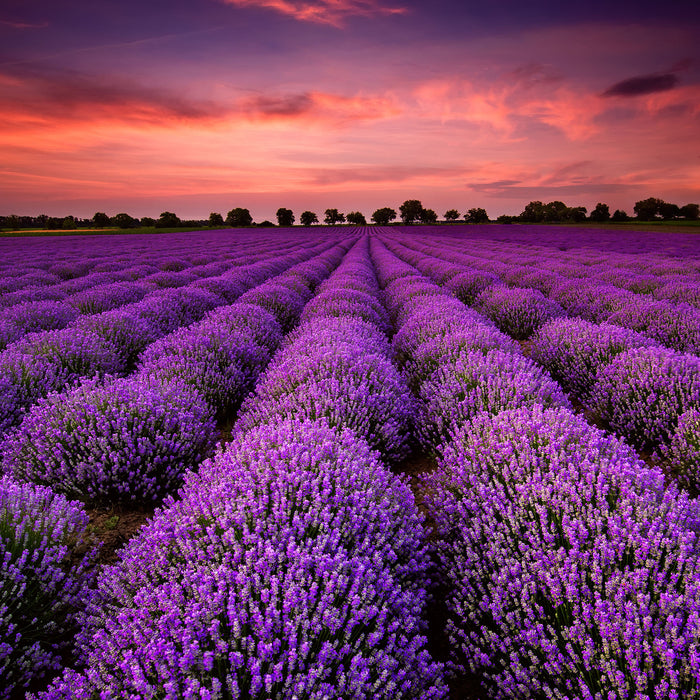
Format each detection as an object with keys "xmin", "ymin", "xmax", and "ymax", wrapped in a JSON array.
[{"xmin": 394, "ymin": 449, "xmax": 487, "ymax": 700}]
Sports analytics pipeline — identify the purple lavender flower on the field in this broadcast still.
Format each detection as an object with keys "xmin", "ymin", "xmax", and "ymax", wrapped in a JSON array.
[
  {"xmin": 423, "ymin": 405, "xmax": 700, "ymax": 699},
  {"xmin": 475, "ymin": 285, "xmax": 566, "ymax": 340},
  {"xmin": 237, "ymin": 283, "xmax": 307, "ymax": 332},
  {"xmin": 416, "ymin": 349, "xmax": 571, "ymax": 451},
  {"xmin": 2, "ymin": 375, "xmax": 217, "ymax": 504},
  {"xmin": 530, "ymin": 317, "xmax": 657, "ymax": 401},
  {"xmin": 660, "ymin": 408, "xmax": 700, "ymax": 493},
  {"xmin": 590, "ymin": 346, "xmax": 700, "ymax": 449},
  {"xmin": 1, "ymin": 475, "xmax": 97, "ymax": 699},
  {"xmin": 39, "ymin": 419, "xmax": 446, "ymax": 700},
  {"xmin": 138, "ymin": 324, "xmax": 270, "ymax": 419},
  {"xmin": 445, "ymin": 269, "xmax": 500, "ymax": 304},
  {"xmin": 236, "ymin": 343, "xmax": 415, "ymax": 463}
]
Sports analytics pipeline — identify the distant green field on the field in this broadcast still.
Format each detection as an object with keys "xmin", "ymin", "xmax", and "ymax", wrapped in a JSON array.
[{"xmin": 0, "ymin": 226, "xmax": 215, "ymax": 238}]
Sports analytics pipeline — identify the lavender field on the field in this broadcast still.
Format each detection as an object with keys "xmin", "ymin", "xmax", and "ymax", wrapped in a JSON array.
[{"xmin": 2, "ymin": 225, "xmax": 700, "ymax": 700}]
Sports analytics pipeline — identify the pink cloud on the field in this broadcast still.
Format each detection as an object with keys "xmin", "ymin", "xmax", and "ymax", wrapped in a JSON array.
[{"xmin": 219, "ymin": 0, "xmax": 407, "ymax": 26}]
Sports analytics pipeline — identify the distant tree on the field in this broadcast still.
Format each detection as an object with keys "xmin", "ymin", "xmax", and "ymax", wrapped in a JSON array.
[
  {"xmin": 496, "ymin": 215, "xmax": 518, "ymax": 224},
  {"xmin": 226, "ymin": 208, "xmax": 253, "ymax": 227},
  {"xmin": 465, "ymin": 207, "xmax": 489, "ymax": 224},
  {"xmin": 324, "ymin": 208, "xmax": 345, "ymax": 225},
  {"xmin": 589, "ymin": 203, "xmax": 611, "ymax": 222},
  {"xmin": 300, "ymin": 211, "xmax": 319, "ymax": 226},
  {"xmin": 112, "ymin": 213, "xmax": 137, "ymax": 229},
  {"xmin": 568, "ymin": 206, "xmax": 588, "ymax": 222},
  {"xmin": 680, "ymin": 203, "xmax": 700, "ymax": 220},
  {"xmin": 611, "ymin": 209, "xmax": 629, "ymax": 222},
  {"xmin": 6, "ymin": 215, "xmax": 21, "ymax": 230},
  {"xmin": 93, "ymin": 212, "xmax": 110, "ymax": 228},
  {"xmin": 399, "ymin": 199, "xmax": 424, "ymax": 224},
  {"xmin": 543, "ymin": 201, "xmax": 570, "ymax": 222},
  {"xmin": 444, "ymin": 209, "xmax": 460, "ymax": 221},
  {"xmin": 258, "ymin": 220, "xmax": 276, "ymax": 227},
  {"xmin": 371, "ymin": 207, "xmax": 397, "ymax": 225},
  {"xmin": 520, "ymin": 201, "xmax": 546, "ymax": 223},
  {"xmin": 209, "ymin": 212, "xmax": 224, "ymax": 227},
  {"xmin": 419, "ymin": 208, "xmax": 438, "ymax": 223},
  {"xmin": 276, "ymin": 208, "xmax": 295, "ymax": 226},
  {"xmin": 62, "ymin": 216, "xmax": 76, "ymax": 230},
  {"xmin": 634, "ymin": 197, "xmax": 664, "ymax": 220},
  {"xmin": 156, "ymin": 211, "xmax": 181, "ymax": 228},
  {"xmin": 659, "ymin": 201, "xmax": 681, "ymax": 220},
  {"xmin": 140, "ymin": 217, "xmax": 156, "ymax": 227},
  {"xmin": 346, "ymin": 211, "xmax": 367, "ymax": 225}
]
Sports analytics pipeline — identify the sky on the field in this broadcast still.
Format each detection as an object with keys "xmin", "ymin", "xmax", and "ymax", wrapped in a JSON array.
[{"xmin": 1, "ymin": 0, "xmax": 699, "ymax": 221}]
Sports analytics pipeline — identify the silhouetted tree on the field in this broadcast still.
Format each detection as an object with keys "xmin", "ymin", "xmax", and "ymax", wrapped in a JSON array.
[
  {"xmin": 634, "ymin": 197, "xmax": 664, "ymax": 220},
  {"xmin": 419, "ymin": 208, "xmax": 438, "ymax": 223},
  {"xmin": 444, "ymin": 209, "xmax": 460, "ymax": 221},
  {"xmin": 611, "ymin": 209, "xmax": 629, "ymax": 222},
  {"xmin": 520, "ymin": 201, "xmax": 546, "ymax": 222},
  {"xmin": 62, "ymin": 216, "xmax": 76, "ymax": 230},
  {"xmin": 589, "ymin": 203, "xmax": 611, "ymax": 222},
  {"xmin": 156, "ymin": 211, "xmax": 181, "ymax": 228},
  {"xmin": 568, "ymin": 206, "xmax": 588, "ymax": 222},
  {"xmin": 209, "ymin": 212, "xmax": 224, "ymax": 227},
  {"xmin": 399, "ymin": 199, "xmax": 424, "ymax": 224},
  {"xmin": 465, "ymin": 207, "xmax": 489, "ymax": 224},
  {"xmin": 371, "ymin": 207, "xmax": 397, "ymax": 225},
  {"xmin": 324, "ymin": 208, "xmax": 345, "ymax": 225},
  {"xmin": 496, "ymin": 215, "xmax": 518, "ymax": 224},
  {"xmin": 276, "ymin": 208, "xmax": 295, "ymax": 226},
  {"xmin": 93, "ymin": 212, "xmax": 110, "ymax": 228},
  {"xmin": 6, "ymin": 215, "xmax": 21, "ymax": 230},
  {"xmin": 226, "ymin": 208, "xmax": 253, "ymax": 227},
  {"xmin": 140, "ymin": 217, "xmax": 156, "ymax": 227},
  {"xmin": 659, "ymin": 202, "xmax": 681, "ymax": 220},
  {"xmin": 258, "ymin": 220, "xmax": 276, "ymax": 227},
  {"xmin": 681, "ymin": 203, "xmax": 700, "ymax": 220},
  {"xmin": 346, "ymin": 211, "xmax": 367, "ymax": 225},
  {"xmin": 300, "ymin": 211, "xmax": 319, "ymax": 226},
  {"xmin": 112, "ymin": 213, "xmax": 137, "ymax": 229}
]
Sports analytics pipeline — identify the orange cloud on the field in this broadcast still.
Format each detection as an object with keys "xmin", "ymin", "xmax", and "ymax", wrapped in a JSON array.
[{"xmin": 219, "ymin": 0, "xmax": 407, "ymax": 27}]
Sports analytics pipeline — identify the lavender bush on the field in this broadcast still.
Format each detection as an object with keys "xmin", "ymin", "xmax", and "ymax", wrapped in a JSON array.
[
  {"xmin": 2, "ymin": 375, "xmax": 217, "ymax": 504},
  {"xmin": 423, "ymin": 405, "xmax": 700, "ymax": 699},
  {"xmin": 530, "ymin": 317, "xmax": 656, "ymax": 401},
  {"xmin": 445, "ymin": 269, "xmax": 499, "ymax": 304},
  {"xmin": 39, "ymin": 419, "xmax": 445, "ymax": 700},
  {"xmin": 1, "ymin": 476, "xmax": 96, "ymax": 699},
  {"xmin": 661, "ymin": 408, "xmax": 700, "ymax": 493},
  {"xmin": 590, "ymin": 346, "xmax": 700, "ymax": 450},
  {"xmin": 416, "ymin": 349, "xmax": 571, "ymax": 451},
  {"xmin": 475, "ymin": 285, "xmax": 565, "ymax": 340}
]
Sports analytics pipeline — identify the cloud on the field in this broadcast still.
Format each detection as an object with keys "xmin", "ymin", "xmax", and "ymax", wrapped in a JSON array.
[
  {"xmin": 0, "ymin": 19, "xmax": 48, "ymax": 29},
  {"xmin": 219, "ymin": 0, "xmax": 407, "ymax": 27},
  {"xmin": 0, "ymin": 66, "xmax": 401, "ymax": 129},
  {"xmin": 602, "ymin": 73, "xmax": 679, "ymax": 98}
]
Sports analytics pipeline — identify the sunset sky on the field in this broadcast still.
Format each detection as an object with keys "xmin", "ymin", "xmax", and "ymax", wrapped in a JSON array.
[{"xmin": 1, "ymin": 0, "xmax": 698, "ymax": 221}]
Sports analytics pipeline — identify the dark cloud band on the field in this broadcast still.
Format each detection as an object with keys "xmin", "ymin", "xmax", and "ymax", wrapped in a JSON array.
[{"xmin": 603, "ymin": 73, "xmax": 678, "ymax": 97}]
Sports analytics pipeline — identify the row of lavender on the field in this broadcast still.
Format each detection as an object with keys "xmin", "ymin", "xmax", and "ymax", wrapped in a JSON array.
[
  {"xmin": 1, "ymin": 236, "xmax": 359, "ymax": 696},
  {"xmin": 23, "ymin": 236, "xmax": 447, "ymax": 698},
  {"xmin": 0, "ymin": 236, "xmax": 345, "ymax": 441},
  {"xmin": 381, "ymin": 233, "xmax": 700, "ymax": 492},
  {"xmin": 368, "ymin": 237, "xmax": 700, "ymax": 698}
]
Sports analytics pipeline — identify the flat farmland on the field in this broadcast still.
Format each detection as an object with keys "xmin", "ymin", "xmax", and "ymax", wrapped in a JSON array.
[{"xmin": 2, "ymin": 225, "xmax": 700, "ymax": 699}]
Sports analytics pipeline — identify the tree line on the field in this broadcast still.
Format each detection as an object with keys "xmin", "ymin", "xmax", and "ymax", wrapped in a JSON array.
[{"xmin": 2, "ymin": 197, "xmax": 698, "ymax": 231}]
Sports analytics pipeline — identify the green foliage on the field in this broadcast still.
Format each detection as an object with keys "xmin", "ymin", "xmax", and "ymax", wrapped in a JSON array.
[
  {"xmin": 92, "ymin": 212, "xmax": 110, "ymax": 228},
  {"xmin": 299, "ymin": 211, "xmax": 318, "ymax": 226},
  {"xmin": 112, "ymin": 213, "xmax": 138, "ymax": 229},
  {"xmin": 208, "ymin": 212, "xmax": 224, "ymax": 227},
  {"xmin": 399, "ymin": 199, "xmax": 424, "ymax": 224},
  {"xmin": 371, "ymin": 207, "xmax": 397, "ymax": 225},
  {"xmin": 225, "ymin": 208, "xmax": 253, "ymax": 227},
  {"xmin": 465, "ymin": 207, "xmax": 489, "ymax": 224},
  {"xmin": 324, "ymin": 208, "xmax": 345, "ymax": 225},
  {"xmin": 346, "ymin": 211, "xmax": 366, "ymax": 225},
  {"xmin": 276, "ymin": 207, "xmax": 295, "ymax": 226}
]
